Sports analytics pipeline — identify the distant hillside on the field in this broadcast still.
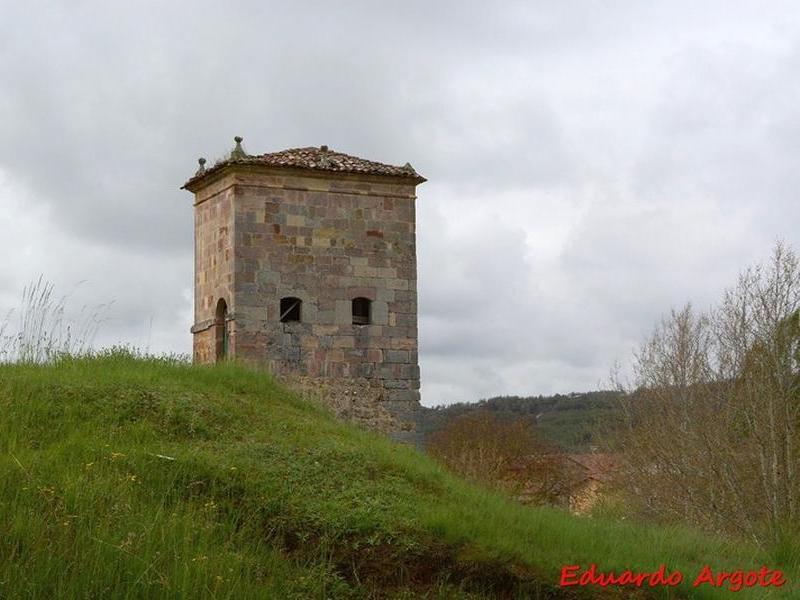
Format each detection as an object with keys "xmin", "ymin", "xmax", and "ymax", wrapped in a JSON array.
[
  {"xmin": 420, "ymin": 391, "xmax": 622, "ymax": 452},
  {"xmin": 0, "ymin": 353, "xmax": 792, "ymax": 598}
]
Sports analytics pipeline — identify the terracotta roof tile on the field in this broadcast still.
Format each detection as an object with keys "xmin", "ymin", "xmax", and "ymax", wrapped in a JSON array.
[
  {"xmin": 183, "ymin": 143, "xmax": 425, "ymax": 189},
  {"xmin": 566, "ymin": 453, "xmax": 617, "ymax": 481}
]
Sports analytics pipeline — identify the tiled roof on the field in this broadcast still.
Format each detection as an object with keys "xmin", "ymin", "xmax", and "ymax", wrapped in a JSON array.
[
  {"xmin": 566, "ymin": 453, "xmax": 617, "ymax": 482},
  {"xmin": 183, "ymin": 140, "xmax": 425, "ymax": 189}
]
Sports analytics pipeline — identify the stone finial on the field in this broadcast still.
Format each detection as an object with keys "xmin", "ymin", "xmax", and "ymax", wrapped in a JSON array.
[
  {"xmin": 196, "ymin": 157, "xmax": 207, "ymax": 176},
  {"xmin": 319, "ymin": 145, "xmax": 331, "ymax": 168},
  {"xmin": 403, "ymin": 162, "xmax": 417, "ymax": 174},
  {"xmin": 230, "ymin": 136, "xmax": 246, "ymax": 160}
]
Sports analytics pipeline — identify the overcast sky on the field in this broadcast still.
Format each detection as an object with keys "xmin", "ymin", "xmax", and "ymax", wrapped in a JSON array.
[{"xmin": 2, "ymin": 1, "xmax": 799, "ymax": 405}]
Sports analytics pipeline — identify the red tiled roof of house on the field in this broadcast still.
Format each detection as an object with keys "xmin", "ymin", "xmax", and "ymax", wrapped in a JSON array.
[
  {"xmin": 183, "ymin": 139, "xmax": 426, "ymax": 189},
  {"xmin": 565, "ymin": 453, "xmax": 617, "ymax": 482}
]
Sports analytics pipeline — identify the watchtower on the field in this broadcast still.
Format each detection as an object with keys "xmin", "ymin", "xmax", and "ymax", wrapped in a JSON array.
[{"xmin": 182, "ymin": 138, "xmax": 425, "ymax": 436}]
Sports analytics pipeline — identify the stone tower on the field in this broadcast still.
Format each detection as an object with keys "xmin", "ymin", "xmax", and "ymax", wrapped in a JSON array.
[{"xmin": 182, "ymin": 138, "xmax": 426, "ymax": 438}]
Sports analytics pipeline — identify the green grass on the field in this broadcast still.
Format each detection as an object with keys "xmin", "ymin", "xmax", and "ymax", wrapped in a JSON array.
[{"xmin": 0, "ymin": 351, "xmax": 796, "ymax": 598}]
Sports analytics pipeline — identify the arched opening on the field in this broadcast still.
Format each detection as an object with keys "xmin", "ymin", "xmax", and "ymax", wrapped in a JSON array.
[
  {"xmin": 280, "ymin": 297, "xmax": 302, "ymax": 323},
  {"xmin": 352, "ymin": 297, "xmax": 371, "ymax": 325},
  {"xmin": 214, "ymin": 298, "xmax": 228, "ymax": 361}
]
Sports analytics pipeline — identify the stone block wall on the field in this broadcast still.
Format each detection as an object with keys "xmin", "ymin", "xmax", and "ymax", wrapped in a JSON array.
[
  {"xmin": 189, "ymin": 167, "xmax": 422, "ymax": 436},
  {"xmin": 190, "ymin": 179, "xmax": 235, "ymax": 363}
]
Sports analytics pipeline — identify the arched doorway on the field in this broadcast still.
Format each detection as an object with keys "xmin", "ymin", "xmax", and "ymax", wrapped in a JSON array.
[{"xmin": 214, "ymin": 298, "xmax": 228, "ymax": 361}]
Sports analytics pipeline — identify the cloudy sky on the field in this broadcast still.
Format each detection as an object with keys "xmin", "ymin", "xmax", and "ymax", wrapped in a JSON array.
[{"xmin": 2, "ymin": 2, "xmax": 799, "ymax": 405}]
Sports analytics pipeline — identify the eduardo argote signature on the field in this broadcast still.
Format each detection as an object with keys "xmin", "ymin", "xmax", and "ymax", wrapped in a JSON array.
[{"xmin": 560, "ymin": 564, "xmax": 786, "ymax": 592}]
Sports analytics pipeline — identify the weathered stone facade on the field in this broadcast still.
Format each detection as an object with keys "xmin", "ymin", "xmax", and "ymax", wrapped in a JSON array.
[{"xmin": 183, "ymin": 141, "xmax": 425, "ymax": 439}]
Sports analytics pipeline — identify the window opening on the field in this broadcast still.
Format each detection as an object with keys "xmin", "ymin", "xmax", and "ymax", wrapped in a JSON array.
[
  {"xmin": 280, "ymin": 297, "xmax": 302, "ymax": 322},
  {"xmin": 352, "ymin": 297, "xmax": 371, "ymax": 325}
]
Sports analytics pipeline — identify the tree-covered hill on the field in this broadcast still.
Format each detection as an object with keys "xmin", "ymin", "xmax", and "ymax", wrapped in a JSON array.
[{"xmin": 420, "ymin": 392, "xmax": 622, "ymax": 453}]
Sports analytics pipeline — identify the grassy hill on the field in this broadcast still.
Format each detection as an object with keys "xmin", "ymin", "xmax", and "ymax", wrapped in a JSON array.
[{"xmin": 0, "ymin": 351, "xmax": 795, "ymax": 598}]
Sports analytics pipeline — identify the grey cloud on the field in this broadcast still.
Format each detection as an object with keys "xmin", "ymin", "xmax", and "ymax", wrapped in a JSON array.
[{"xmin": 2, "ymin": 1, "xmax": 800, "ymax": 405}]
